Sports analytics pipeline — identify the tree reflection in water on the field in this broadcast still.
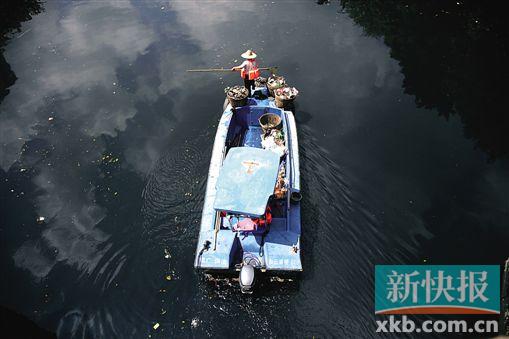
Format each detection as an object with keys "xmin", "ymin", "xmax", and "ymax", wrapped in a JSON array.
[
  {"xmin": 340, "ymin": 0, "xmax": 509, "ymax": 160},
  {"xmin": 0, "ymin": 0, "xmax": 44, "ymax": 103}
]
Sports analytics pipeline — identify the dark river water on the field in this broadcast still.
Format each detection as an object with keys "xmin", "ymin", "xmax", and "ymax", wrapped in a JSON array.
[{"xmin": 1, "ymin": 1, "xmax": 508, "ymax": 338}]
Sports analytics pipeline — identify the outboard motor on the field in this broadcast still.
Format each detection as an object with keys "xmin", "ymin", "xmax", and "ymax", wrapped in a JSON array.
[{"xmin": 239, "ymin": 264, "xmax": 256, "ymax": 294}]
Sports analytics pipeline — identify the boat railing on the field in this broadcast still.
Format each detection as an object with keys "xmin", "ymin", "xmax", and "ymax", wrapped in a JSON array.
[
  {"xmin": 213, "ymin": 142, "xmax": 229, "ymax": 251},
  {"xmin": 283, "ymin": 111, "xmax": 292, "ymax": 232}
]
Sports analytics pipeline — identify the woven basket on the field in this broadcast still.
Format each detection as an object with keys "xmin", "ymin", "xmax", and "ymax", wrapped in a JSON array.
[
  {"xmin": 228, "ymin": 97, "xmax": 248, "ymax": 108},
  {"xmin": 226, "ymin": 86, "xmax": 248, "ymax": 107},
  {"xmin": 266, "ymin": 76, "xmax": 286, "ymax": 97},
  {"xmin": 274, "ymin": 87, "xmax": 298, "ymax": 108}
]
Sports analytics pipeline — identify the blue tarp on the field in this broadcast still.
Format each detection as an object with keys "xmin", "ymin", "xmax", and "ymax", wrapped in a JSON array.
[{"xmin": 214, "ymin": 147, "xmax": 280, "ymax": 216}]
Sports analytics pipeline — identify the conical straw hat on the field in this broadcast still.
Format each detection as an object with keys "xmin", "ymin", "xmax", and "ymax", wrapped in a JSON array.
[{"xmin": 241, "ymin": 49, "xmax": 257, "ymax": 59}]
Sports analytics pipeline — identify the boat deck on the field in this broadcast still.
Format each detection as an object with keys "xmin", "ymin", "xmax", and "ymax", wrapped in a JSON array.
[{"xmin": 243, "ymin": 126, "xmax": 264, "ymax": 148}]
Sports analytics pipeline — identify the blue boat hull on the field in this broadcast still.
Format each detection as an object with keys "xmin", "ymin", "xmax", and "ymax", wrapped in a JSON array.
[{"xmin": 194, "ymin": 87, "xmax": 302, "ymax": 273}]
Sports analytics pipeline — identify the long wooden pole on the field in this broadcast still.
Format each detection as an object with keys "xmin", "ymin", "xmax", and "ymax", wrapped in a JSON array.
[
  {"xmin": 187, "ymin": 66, "xmax": 278, "ymax": 72},
  {"xmin": 187, "ymin": 68, "xmax": 233, "ymax": 72}
]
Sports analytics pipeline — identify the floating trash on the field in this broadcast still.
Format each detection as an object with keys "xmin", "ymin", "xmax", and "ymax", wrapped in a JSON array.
[
  {"xmin": 153, "ymin": 323, "xmax": 160, "ymax": 330},
  {"xmin": 191, "ymin": 318, "xmax": 199, "ymax": 328}
]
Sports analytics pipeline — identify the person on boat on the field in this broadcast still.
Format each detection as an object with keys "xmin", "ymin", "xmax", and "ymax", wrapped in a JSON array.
[{"xmin": 231, "ymin": 49, "xmax": 260, "ymax": 97}]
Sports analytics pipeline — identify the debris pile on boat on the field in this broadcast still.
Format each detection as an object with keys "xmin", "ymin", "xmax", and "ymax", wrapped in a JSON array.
[
  {"xmin": 225, "ymin": 86, "xmax": 248, "ymax": 99},
  {"xmin": 267, "ymin": 75, "xmax": 285, "ymax": 88},
  {"xmin": 255, "ymin": 76, "xmax": 267, "ymax": 87},
  {"xmin": 225, "ymin": 85, "xmax": 249, "ymax": 108},
  {"xmin": 261, "ymin": 129, "xmax": 286, "ymax": 157},
  {"xmin": 275, "ymin": 87, "xmax": 299, "ymax": 100},
  {"xmin": 274, "ymin": 163, "xmax": 288, "ymax": 199},
  {"xmin": 275, "ymin": 86, "xmax": 299, "ymax": 108},
  {"xmin": 267, "ymin": 75, "xmax": 286, "ymax": 96}
]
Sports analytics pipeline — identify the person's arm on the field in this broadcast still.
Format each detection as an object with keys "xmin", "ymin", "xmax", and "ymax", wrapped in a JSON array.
[{"xmin": 232, "ymin": 60, "xmax": 247, "ymax": 71}]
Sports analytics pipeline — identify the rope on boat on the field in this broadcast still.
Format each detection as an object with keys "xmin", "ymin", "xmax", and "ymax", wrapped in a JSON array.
[{"xmin": 196, "ymin": 240, "xmax": 211, "ymax": 266}]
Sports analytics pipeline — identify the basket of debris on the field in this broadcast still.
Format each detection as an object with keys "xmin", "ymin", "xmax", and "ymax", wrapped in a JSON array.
[
  {"xmin": 255, "ymin": 77, "xmax": 267, "ymax": 88},
  {"xmin": 266, "ymin": 76, "xmax": 286, "ymax": 96},
  {"xmin": 274, "ymin": 87, "xmax": 299, "ymax": 108},
  {"xmin": 259, "ymin": 113, "xmax": 282, "ymax": 133},
  {"xmin": 225, "ymin": 86, "xmax": 248, "ymax": 108}
]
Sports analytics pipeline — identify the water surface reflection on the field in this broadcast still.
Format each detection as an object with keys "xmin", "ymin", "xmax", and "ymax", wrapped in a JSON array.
[{"xmin": 0, "ymin": 1, "xmax": 507, "ymax": 338}]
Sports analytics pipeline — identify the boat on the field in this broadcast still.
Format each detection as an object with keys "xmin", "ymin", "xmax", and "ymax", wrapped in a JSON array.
[{"xmin": 194, "ymin": 84, "xmax": 302, "ymax": 293}]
